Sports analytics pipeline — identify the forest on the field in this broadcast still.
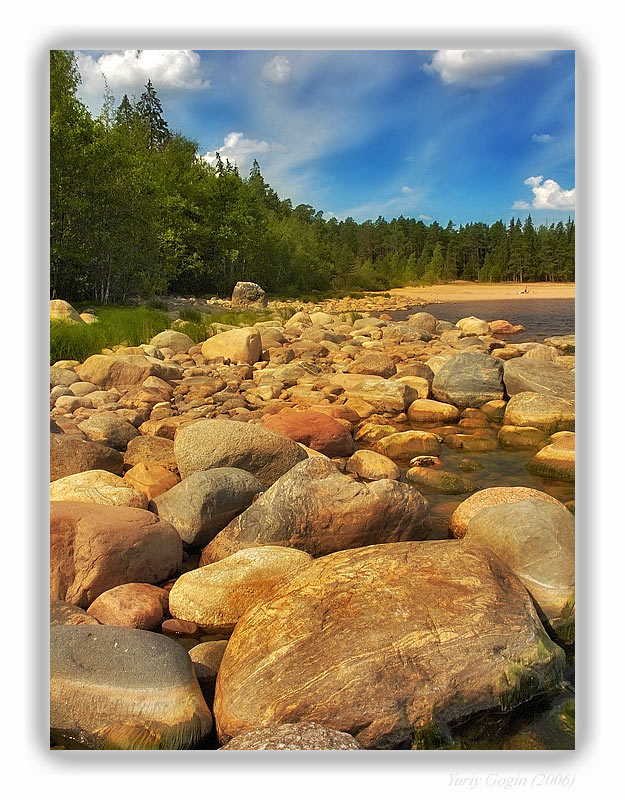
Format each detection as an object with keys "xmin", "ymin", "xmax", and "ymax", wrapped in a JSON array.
[{"xmin": 51, "ymin": 50, "xmax": 575, "ymax": 305}]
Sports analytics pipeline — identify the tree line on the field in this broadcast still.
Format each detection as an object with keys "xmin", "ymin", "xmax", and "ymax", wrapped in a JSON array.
[{"xmin": 50, "ymin": 51, "xmax": 575, "ymax": 304}]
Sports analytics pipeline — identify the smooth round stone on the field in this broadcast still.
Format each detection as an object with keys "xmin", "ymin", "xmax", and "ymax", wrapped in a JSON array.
[
  {"xmin": 161, "ymin": 618, "xmax": 201, "ymax": 637},
  {"xmin": 345, "ymin": 450, "xmax": 400, "ymax": 481},
  {"xmin": 50, "ymin": 469, "xmax": 148, "ymax": 508},
  {"xmin": 407, "ymin": 399, "xmax": 460, "ymax": 426},
  {"xmin": 405, "ymin": 466, "xmax": 476, "ymax": 495},
  {"xmin": 87, "ymin": 583, "xmax": 169, "ymax": 629}
]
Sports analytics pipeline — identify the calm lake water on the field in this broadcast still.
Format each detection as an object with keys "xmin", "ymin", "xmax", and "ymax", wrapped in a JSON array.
[{"xmin": 391, "ymin": 297, "xmax": 575, "ymax": 342}]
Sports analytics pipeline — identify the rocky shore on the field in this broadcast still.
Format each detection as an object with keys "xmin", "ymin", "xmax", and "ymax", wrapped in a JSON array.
[{"xmin": 49, "ymin": 292, "xmax": 575, "ymax": 750}]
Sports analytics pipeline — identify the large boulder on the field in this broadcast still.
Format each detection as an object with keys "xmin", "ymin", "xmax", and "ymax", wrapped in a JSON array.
[
  {"xmin": 231, "ymin": 281, "xmax": 267, "ymax": 307},
  {"xmin": 503, "ymin": 392, "xmax": 575, "ymax": 435},
  {"xmin": 432, "ymin": 353, "xmax": 504, "ymax": 409},
  {"xmin": 503, "ymin": 359, "xmax": 575, "ymax": 402},
  {"xmin": 50, "ymin": 299, "xmax": 85, "ymax": 324},
  {"xmin": 50, "ymin": 502, "xmax": 182, "ymax": 607},
  {"xmin": 449, "ymin": 486, "xmax": 567, "ymax": 539},
  {"xmin": 50, "ymin": 469, "xmax": 148, "ymax": 508},
  {"xmin": 527, "ymin": 431, "xmax": 575, "ymax": 481},
  {"xmin": 169, "ymin": 547, "xmax": 313, "ymax": 635},
  {"xmin": 173, "ymin": 419, "xmax": 307, "ymax": 486},
  {"xmin": 75, "ymin": 354, "xmax": 182, "ymax": 389},
  {"xmin": 220, "ymin": 722, "xmax": 362, "ymax": 750},
  {"xmin": 344, "ymin": 378, "xmax": 418, "ymax": 414},
  {"xmin": 456, "ymin": 316, "xmax": 490, "ymax": 336},
  {"xmin": 50, "ymin": 625, "xmax": 212, "ymax": 749},
  {"xmin": 406, "ymin": 311, "xmax": 438, "ymax": 332},
  {"xmin": 261, "ymin": 409, "xmax": 354, "ymax": 457},
  {"xmin": 465, "ymin": 499, "xmax": 575, "ymax": 642},
  {"xmin": 148, "ymin": 468, "xmax": 264, "ymax": 547},
  {"xmin": 77, "ymin": 412, "xmax": 140, "ymax": 451},
  {"xmin": 201, "ymin": 327, "xmax": 262, "ymax": 365},
  {"xmin": 50, "ymin": 433, "xmax": 124, "ymax": 482},
  {"xmin": 149, "ymin": 329, "xmax": 195, "ymax": 355},
  {"xmin": 213, "ymin": 540, "xmax": 565, "ymax": 749},
  {"xmin": 200, "ymin": 457, "xmax": 430, "ymax": 563}
]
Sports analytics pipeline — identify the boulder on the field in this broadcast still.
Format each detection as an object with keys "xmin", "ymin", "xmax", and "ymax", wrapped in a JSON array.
[
  {"xmin": 497, "ymin": 425, "xmax": 550, "ymax": 449},
  {"xmin": 231, "ymin": 281, "xmax": 267, "ymax": 307},
  {"xmin": 50, "ymin": 433, "xmax": 124, "ymax": 482},
  {"xmin": 544, "ymin": 335, "xmax": 575, "ymax": 354},
  {"xmin": 50, "ymin": 366, "xmax": 79, "ymax": 388},
  {"xmin": 149, "ymin": 329, "xmax": 195, "ymax": 355},
  {"xmin": 527, "ymin": 431, "xmax": 575, "ymax": 481},
  {"xmin": 345, "ymin": 378, "xmax": 418, "ymax": 414},
  {"xmin": 123, "ymin": 463, "xmax": 181, "ymax": 501},
  {"xmin": 50, "ymin": 299, "xmax": 85, "ymax": 324},
  {"xmin": 374, "ymin": 430, "xmax": 441, "ymax": 460},
  {"xmin": 405, "ymin": 466, "xmax": 476, "ymax": 495},
  {"xmin": 77, "ymin": 412, "xmax": 140, "ymax": 451},
  {"xmin": 345, "ymin": 450, "xmax": 400, "ymax": 481},
  {"xmin": 189, "ymin": 640, "xmax": 228, "ymax": 702},
  {"xmin": 50, "ymin": 469, "xmax": 148, "ymax": 508},
  {"xmin": 503, "ymin": 359, "xmax": 575, "ymax": 402},
  {"xmin": 432, "ymin": 352, "xmax": 504, "ymax": 409},
  {"xmin": 261, "ymin": 409, "xmax": 354, "ymax": 457},
  {"xmin": 200, "ymin": 457, "xmax": 430, "ymax": 563},
  {"xmin": 456, "ymin": 316, "xmax": 490, "ymax": 336},
  {"xmin": 406, "ymin": 311, "xmax": 438, "ymax": 332},
  {"xmin": 407, "ymin": 399, "xmax": 460, "ymax": 426},
  {"xmin": 50, "ymin": 502, "xmax": 182, "ymax": 607},
  {"xmin": 169, "ymin": 547, "xmax": 313, "ymax": 634},
  {"xmin": 503, "ymin": 392, "xmax": 575, "ymax": 435},
  {"xmin": 86, "ymin": 583, "xmax": 170, "ymax": 629},
  {"xmin": 488, "ymin": 320, "xmax": 525, "ymax": 335},
  {"xmin": 50, "ymin": 625, "xmax": 212, "ymax": 749},
  {"xmin": 347, "ymin": 353, "xmax": 396, "ymax": 378},
  {"xmin": 213, "ymin": 540, "xmax": 564, "ymax": 749},
  {"xmin": 201, "ymin": 327, "xmax": 262, "ymax": 365},
  {"xmin": 173, "ymin": 419, "xmax": 307, "ymax": 486},
  {"xmin": 75, "ymin": 354, "xmax": 182, "ymax": 389},
  {"xmin": 465, "ymin": 498, "xmax": 575, "ymax": 641},
  {"xmin": 149, "ymin": 468, "xmax": 264, "ymax": 547},
  {"xmin": 50, "ymin": 600, "xmax": 100, "ymax": 627},
  {"xmin": 123, "ymin": 434, "xmax": 178, "ymax": 472},
  {"xmin": 449, "ymin": 486, "xmax": 567, "ymax": 539},
  {"xmin": 220, "ymin": 722, "xmax": 362, "ymax": 750}
]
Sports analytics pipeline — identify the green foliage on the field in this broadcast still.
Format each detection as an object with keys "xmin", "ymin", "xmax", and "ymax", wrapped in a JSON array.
[{"xmin": 50, "ymin": 52, "xmax": 575, "ymax": 306}]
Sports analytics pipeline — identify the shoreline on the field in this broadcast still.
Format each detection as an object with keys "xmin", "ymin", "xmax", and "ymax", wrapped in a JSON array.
[{"xmin": 383, "ymin": 282, "xmax": 575, "ymax": 305}]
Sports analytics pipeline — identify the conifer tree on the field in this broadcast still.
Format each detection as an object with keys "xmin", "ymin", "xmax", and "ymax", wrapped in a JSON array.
[{"xmin": 136, "ymin": 79, "xmax": 170, "ymax": 149}]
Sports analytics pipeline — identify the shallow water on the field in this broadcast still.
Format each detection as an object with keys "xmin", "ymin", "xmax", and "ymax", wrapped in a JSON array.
[{"xmin": 391, "ymin": 297, "xmax": 575, "ymax": 342}]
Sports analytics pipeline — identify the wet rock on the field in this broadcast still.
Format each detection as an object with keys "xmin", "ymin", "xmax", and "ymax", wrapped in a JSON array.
[
  {"xmin": 201, "ymin": 457, "xmax": 430, "ymax": 563},
  {"xmin": 174, "ymin": 418, "xmax": 307, "ymax": 486},
  {"xmin": 503, "ymin": 359, "xmax": 575, "ymax": 403},
  {"xmin": 123, "ymin": 463, "xmax": 181, "ymax": 501},
  {"xmin": 345, "ymin": 449, "xmax": 400, "ymax": 481},
  {"xmin": 527, "ymin": 431, "xmax": 575, "ymax": 481},
  {"xmin": 213, "ymin": 540, "xmax": 564, "ymax": 749},
  {"xmin": 149, "ymin": 468, "xmax": 264, "ymax": 547},
  {"xmin": 86, "ymin": 583, "xmax": 170, "ymax": 629},
  {"xmin": 353, "ymin": 422, "xmax": 397, "ymax": 446},
  {"xmin": 50, "ymin": 469, "xmax": 148, "ymax": 508},
  {"xmin": 261, "ymin": 409, "xmax": 355, "ymax": 457},
  {"xmin": 432, "ymin": 352, "xmax": 504, "ymax": 409},
  {"xmin": 50, "ymin": 625, "xmax": 212, "ymax": 749},
  {"xmin": 497, "ymin": 425, "xmax": 550, "ymax": 449},
  {"xmin": 405, "ymin": 466, "xmax": 476, "ymax": 495},
  {"xmin": 50, "ymin": 433, "xmax": 124, "ymax": 482},
  {"xmin": 170, "ymin": 547, "xmax": 313, "ymax": 634},
  {"xmin": 201, "ymin": 327, "xmax": 262, "ymax": 365},
  {"xmin": 465, "ymin": 498, "xmax": 575, "ymax": 642},
  {"xmin": 50, "ymin": 502, "xmax": 182, "ymax": 607},
  {"xmin": 503, "ymin": 392, "xmax": 575, "ymax": 435},
  {"xmin": 374, "ymin": 430, "xmax": 441, "ymax": 460},
  {"xmin": 407, "ymin": 399, "xmax": 460, "ymax": 426},
  {"xmin": 220, "ymin": 722, "xmax": 362, "ymax": 750},
  {"xmin": 449, "ymin": 486, "xmax": 567, "ymax": 539},
  {"xmin": 488, "ymin": 320, "xmax": 525, "ymax": 335}
]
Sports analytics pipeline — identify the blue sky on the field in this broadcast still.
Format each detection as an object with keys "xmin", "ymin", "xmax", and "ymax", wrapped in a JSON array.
[{"xmin": 75, "ymin": 49, "xmax": 575, "ymax": 226}]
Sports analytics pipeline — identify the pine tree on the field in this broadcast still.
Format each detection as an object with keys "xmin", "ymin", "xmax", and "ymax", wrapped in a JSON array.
[
  {"xmin": 136, "ymin": 79, "xmax": 170, "ymax": 149},
  {"xmin": 115, "ymin": 94, "xmax": 135, "ymax": 126}
]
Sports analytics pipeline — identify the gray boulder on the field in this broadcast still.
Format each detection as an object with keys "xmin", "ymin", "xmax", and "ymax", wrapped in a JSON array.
[
  {"xmin": 503, "ymin": 358, "xmax": 575, "ymax": 402},
  {"xmin": 220, "ymin": 722, "xmax": 362, "ymax": 750},
  {"xmin": 77, "ymin": 412, "xmax": 140, "ymax": 451},
  {"xmin": 432, "ymin": 352, "xmax": 504, "ymax": 409},
  {"xmin": 231, "ymin": 281, "xmax": 267, "ymax": 307},
  {"xmin": 149, "ymin": 468, "xmax": 264, "ymax": 546}
]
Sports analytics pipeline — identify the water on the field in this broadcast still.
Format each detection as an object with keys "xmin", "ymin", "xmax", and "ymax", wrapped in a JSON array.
[{"xmin": 391, "ymin": 297, "xmax": 575, "ymax": 342}]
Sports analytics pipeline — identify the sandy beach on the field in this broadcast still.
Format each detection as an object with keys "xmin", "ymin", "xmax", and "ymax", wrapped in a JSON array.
[{"xmin": 385, "ymin": 282, "xmax": 575, "ymax": 304}]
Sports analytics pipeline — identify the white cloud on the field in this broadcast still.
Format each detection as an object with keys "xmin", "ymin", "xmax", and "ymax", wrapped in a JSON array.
[
  {"xmin": 532, "ymin": 133, "xmax": 554, "ymax": 143},
  {"xmin": 77, "ymin": 49, "xmax": 209, "ymax": 95},
  {"xmin": 513, "ymin": 176, "xmax": 575, "ymax": 211},
  {"xmin": 511, "ymin": 200, "xmax": 532, "ymax": 210},
  {"xmin": 202, "ymin": 131, "xmax": 286, "ymax": 172},
  {"xmin": 423, "ymin": 50, "xmax": 551, "ymax": 88},
  {"xmin": 401, "ymin": 186, "xmax": 414, "ymax": 194},
  {"xmin": 261, "ymin": 55, "xmax": 291, "ymax": 83},
  {"xmin": 524, "ymin": 175, "xmax": 544, "ymax": 187},
  {"xmin": 418, "ymin": 214, "xmax": 433, "ymax": 221}
]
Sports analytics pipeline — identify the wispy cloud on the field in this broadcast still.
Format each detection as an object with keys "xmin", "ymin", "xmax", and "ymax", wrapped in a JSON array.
[
  {"xmin": 261, "ymin": 55, "xmax": 291, "ymax": 83},
  {"xmin": 423, "ymin": 50, "xmax": 551, "ymax": 88},
  {"xmin": 513, "ymin": 175, "xmax": 575, "ymax": 211},
  {"xmin": 532, "ymin": 133, "xmax": 554, "ymax": 143}
]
